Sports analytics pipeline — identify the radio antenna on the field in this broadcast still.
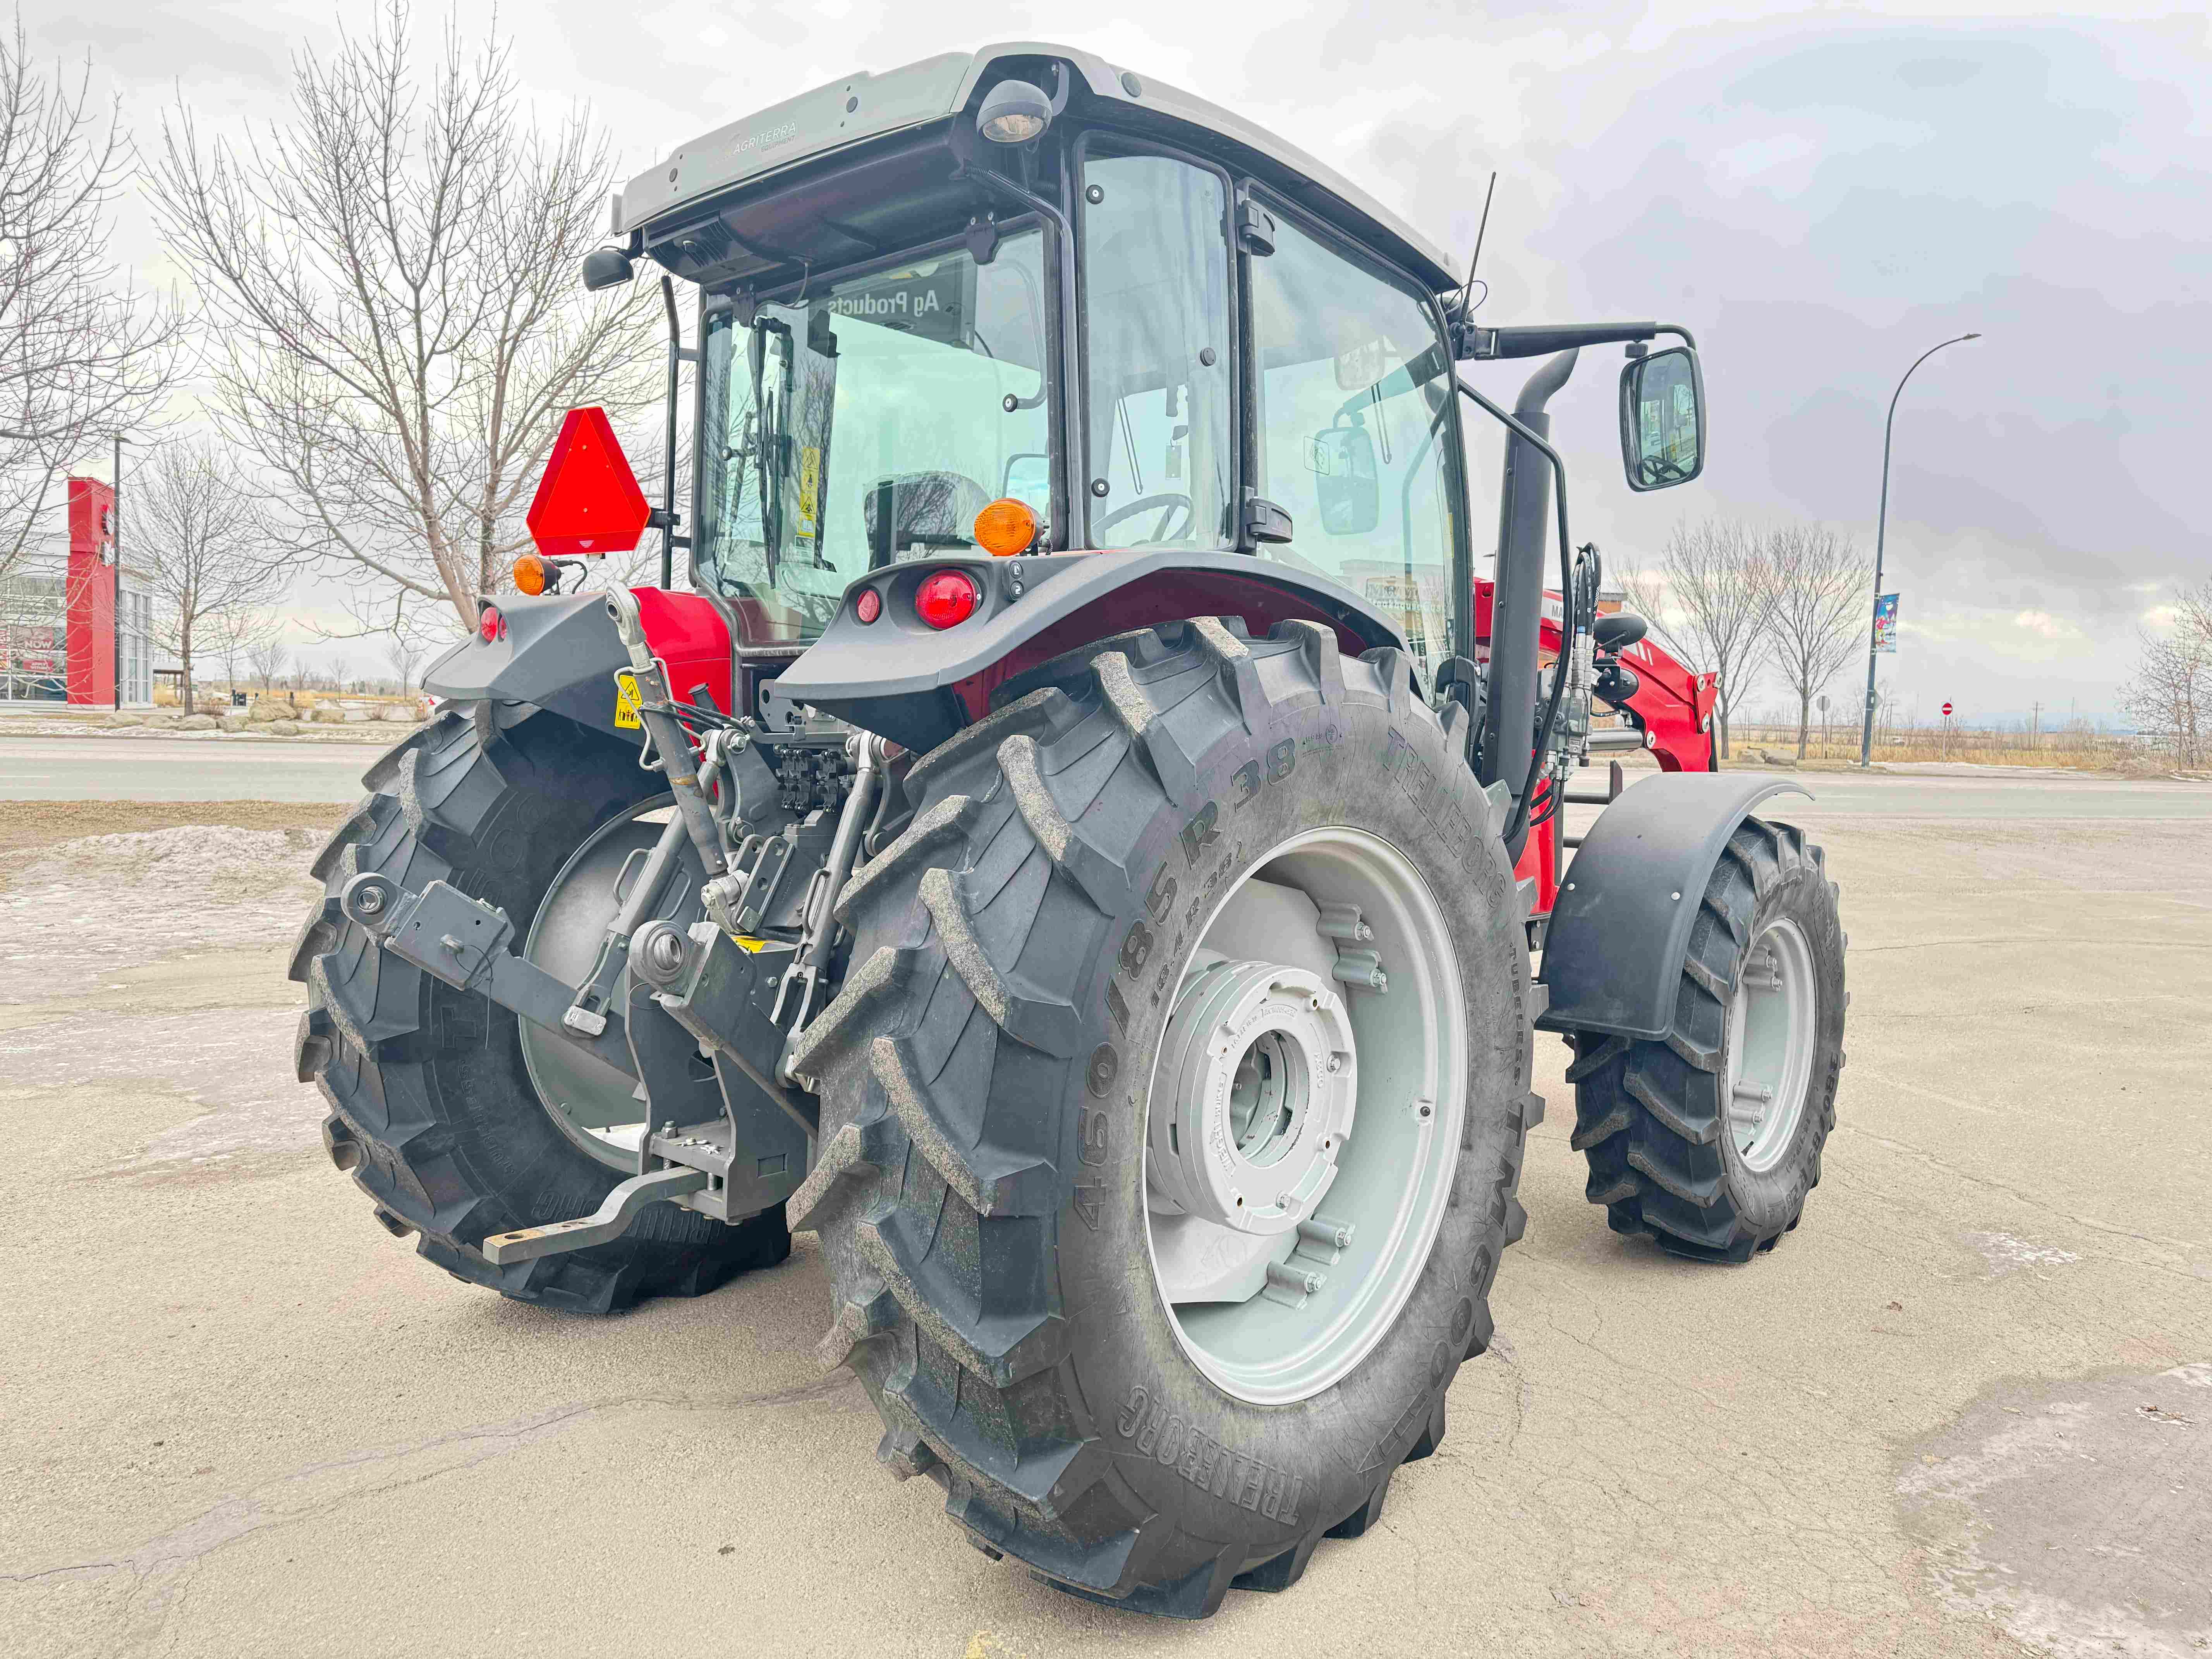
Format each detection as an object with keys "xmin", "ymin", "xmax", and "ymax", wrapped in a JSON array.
[{"xmin": 1457, "ymin": 171, "xmax": 1498, "ymax": 318}]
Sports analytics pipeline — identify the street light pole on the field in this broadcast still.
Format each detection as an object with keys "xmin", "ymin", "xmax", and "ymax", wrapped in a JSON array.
[{"xmin": 1859, "ymin": 332, "xmax": 1978, "ymax": 766}]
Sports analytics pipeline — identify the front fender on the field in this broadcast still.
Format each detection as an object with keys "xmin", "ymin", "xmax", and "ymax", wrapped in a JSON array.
[
  {"xmin": 1537, "ymin": 773, "xmax": 1810, "ymax": 1040},
  {"xmin": 771, "ymin": 550, "xmax": 1407, "ymax": 752}
]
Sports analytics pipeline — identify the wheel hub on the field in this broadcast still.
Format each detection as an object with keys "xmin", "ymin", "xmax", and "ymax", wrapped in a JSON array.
[
  {"xmin": 1139, "ymin": 826, "xmax": 1468, "ymax": 1405},
  {"xmin": 1725, "ymin": 915, "xmax": 1818, "ymax": 1173},
  {"xmin": 1151, "ymin": 960, "xmax": 1356, "ymax": 1234}
]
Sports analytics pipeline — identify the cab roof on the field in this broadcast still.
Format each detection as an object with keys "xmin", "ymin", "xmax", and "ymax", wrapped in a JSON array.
[{"xmin": 616, "ymin": 41, "xmax": 1462, "ymax": 295}]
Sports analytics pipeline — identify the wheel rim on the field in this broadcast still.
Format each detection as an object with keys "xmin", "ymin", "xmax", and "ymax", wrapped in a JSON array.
[
  {"xmin": 519, "ymin": 799, "xmax": 691, "ymax": 1171},
  {"xmin": 1140, "ymin": 826, "xmax": 1465, "ymax": 1405},
  {"xmin": 1724, "ymin": 915, "xmax": 1817, "ymax": 1174}
]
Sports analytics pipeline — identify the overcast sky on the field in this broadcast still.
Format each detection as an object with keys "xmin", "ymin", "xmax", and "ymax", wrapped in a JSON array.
[{"xmin": 26, "ymin": 0, "xmax": 2210, "ymax": 721}]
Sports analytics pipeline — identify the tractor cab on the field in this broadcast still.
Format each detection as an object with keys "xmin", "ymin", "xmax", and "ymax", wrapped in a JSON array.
[{"xmin": 589, "ymin": 43, "xmax": 1475, "ymax": 690}]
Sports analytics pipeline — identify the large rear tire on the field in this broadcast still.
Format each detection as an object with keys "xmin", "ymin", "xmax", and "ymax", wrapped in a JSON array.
[
  {"xmin": 788, "ymin": 618, "xmax": 1538, "ymax": 1616},
  {"xmin": 1567, "ymin": 815, "xmax": 1844, "ymax": 1260},
  {"xmin": 290, "ymin": 702, "xmax": 789, "ymax": 1313}
]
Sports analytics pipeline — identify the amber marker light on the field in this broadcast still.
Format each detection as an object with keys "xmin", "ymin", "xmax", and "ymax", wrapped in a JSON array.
[
  {"xmin": 512, "ymin": 553, "xmax": 556, "ymax": 595},
  {"xmin": 973, "ymin": 496, "xmax": 1039, "ymax": 557}
]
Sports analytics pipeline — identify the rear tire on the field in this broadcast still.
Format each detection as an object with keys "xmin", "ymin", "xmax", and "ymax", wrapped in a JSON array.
[
  {"xmin": 1567, "ymin": 816, "xmax": 1844, "ymax": 1261},
  {"xmin": 789, "ymin": 618, "xmax": 1538, "ymax": 1615},
  {"xmin": 290, "ymin": 702, "xmax": 788, "ymax": 1313}
]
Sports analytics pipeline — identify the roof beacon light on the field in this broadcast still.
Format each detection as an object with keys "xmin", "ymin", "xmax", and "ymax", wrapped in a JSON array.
[
  {"xmin": 973, "ymin": 496, "xmax": 1039, "ymax": 557},
  {"xmin": 977, "ymin": 79, "xmax": 1053, "ymax": 145}
]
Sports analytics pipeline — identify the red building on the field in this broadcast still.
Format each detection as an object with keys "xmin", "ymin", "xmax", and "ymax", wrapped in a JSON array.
[{"xmin": 0, "ymin": 477, "xmax": 150, "ymax": 708}]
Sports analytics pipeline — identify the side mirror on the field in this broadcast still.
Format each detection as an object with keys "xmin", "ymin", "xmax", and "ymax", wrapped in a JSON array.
[
  {"xmin": 581, "ymin": 246, "xmax": 635, "ymax": 292},
  {"xmin": 1309, "ymin": 424, "xmax": 1379, "ymax": 536},
  {"xmin": 1619, "ymin": 345, "xmax": 1705, "ymax": 490}
]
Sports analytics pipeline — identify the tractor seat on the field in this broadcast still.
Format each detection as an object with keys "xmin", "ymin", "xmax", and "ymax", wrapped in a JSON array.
[{"xmin": 864, "ymin": 471, "xmax": 991, "ymax": 565}]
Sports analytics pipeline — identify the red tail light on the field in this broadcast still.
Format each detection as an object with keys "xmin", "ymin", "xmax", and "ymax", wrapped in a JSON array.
[
  {"xmin": 914, "ymin": 569, "xmax": 981, "ymax": 630},
  {"xmin": 479, "ymin": 605, "xmax": 505, "ymax": 642}
]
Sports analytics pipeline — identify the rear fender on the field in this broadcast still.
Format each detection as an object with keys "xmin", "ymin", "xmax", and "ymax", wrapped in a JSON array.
[
  {"xmin": 1537, "ymin": 773, "xmax": 1809, "ymax": 1040},
  {"xmin": 423, "ymin": 588, "xmax": 734, "ymax": 740},
  {"xmin": 768, "ymin": 550, "xmax": 1405, "ymax": 752}
]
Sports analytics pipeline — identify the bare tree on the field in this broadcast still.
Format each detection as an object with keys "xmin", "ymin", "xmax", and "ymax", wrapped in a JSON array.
[
  {"xmin": 133, "ymin": 440, "xmax": 290, "ymax": 711},
  {"xmin": 1764, "ymin": 524, "xmax": 1870, "ymax": 759},
  {"xmin": 2122, "ymin": 580, "xmax": 2212, "ymax": 767},
  {"xmin": 246, "ymin": 637, "xmax": 289, "ymax": 691},
  {"xmin": 1620, "ymin": 518, "xmax": 1778, "ymax": 759},
  {"xmin": 384, "ymin": 632, "xmax": 425, "ymax": 694},
  {"xmin": 149, "ymin": 2, "xmax": 660, "ymax": 634},
  {"xmin": 206, "ymin": 604, "xmax": 286, "ymax": 699},
  {"xmin": 1, "ymin": 21, "xmax": 182, "ymax": 580}
]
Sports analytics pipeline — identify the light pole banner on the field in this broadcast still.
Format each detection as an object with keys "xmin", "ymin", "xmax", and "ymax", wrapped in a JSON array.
[{"xmin": 1873, "ymin": 592, "xmax": 1899, "ymax": 654}]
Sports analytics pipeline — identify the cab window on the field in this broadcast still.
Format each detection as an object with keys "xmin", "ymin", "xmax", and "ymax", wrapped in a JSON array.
[
  {"xmin": 1249, "ymin": 210, "xmax": 1460, "ymax": 678},
  {"xmin": 1080, "ymin": 146, "xmax": 1234, "ymax": 550}
]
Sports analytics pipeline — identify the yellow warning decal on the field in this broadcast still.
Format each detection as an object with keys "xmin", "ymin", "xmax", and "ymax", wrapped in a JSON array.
[
  {"xmin": 732, "ymin": 936, "xmax": 774, "ymax": 953},
  {"xmin": 614, "ymin": 671, "xmax": 641, "ymax": 730}
]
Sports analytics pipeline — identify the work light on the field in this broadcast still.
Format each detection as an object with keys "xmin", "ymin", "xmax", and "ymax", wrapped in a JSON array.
[{"xmin": 977, "ymin": 79, "xmax": 1052, "ymax": 144}]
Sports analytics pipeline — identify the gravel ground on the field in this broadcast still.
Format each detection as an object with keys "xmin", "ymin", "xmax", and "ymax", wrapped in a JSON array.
[{"xmin": 1, "ymin": 783, "xmax": 2205, "ymax": 1659}]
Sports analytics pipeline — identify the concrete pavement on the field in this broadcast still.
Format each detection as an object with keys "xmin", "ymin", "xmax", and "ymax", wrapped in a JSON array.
[{"xmin": 0, "ymin": 774, "xmax": 2205, "ymax": 1657}]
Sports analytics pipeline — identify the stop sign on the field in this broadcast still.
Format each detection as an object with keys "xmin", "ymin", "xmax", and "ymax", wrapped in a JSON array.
[
  {"xmin": 527, "ymin": 407, "xmax": 651, "ymax": 557},
  {"xmin": 1942, "ymin": 701, "xmax": 1954, "ymax": 717}
]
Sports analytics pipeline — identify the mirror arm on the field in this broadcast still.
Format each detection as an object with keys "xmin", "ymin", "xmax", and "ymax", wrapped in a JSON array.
[
  {"xmin": 1459, "ymin": 319, "xmax": 1696, "ymax": 361},
  {"xmin": 1455, "ymin": 372, "xmax": 1575, "ymax": 852}
]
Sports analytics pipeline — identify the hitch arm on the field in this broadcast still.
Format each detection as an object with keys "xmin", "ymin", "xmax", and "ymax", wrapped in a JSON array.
[
  {"xmin": 481, "ymin": 1166, "xmax": 706, "ymax": 1265},
  {"xmin": 338, "ymin": 871, "xmax": 637, "ymax": 1077}
]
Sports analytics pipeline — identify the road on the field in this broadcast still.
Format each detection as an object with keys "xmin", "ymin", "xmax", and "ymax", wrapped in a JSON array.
[
  {"xmin": 0, "ymin": 735, "xmax": 377, "ymax": 803},
  {"xmin": 1, "ymin": 769, "xmax": 2206, "ymax": 1657},
  {"xmin": 7, "ymin": 728, "xmax": 2211, "ymax": 822}
]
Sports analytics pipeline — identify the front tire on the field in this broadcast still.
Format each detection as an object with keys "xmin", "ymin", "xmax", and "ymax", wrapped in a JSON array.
[
  {"xmin": 1567, "ymin": 816, "xmax": 1844, "ymax": 1260},
  {"xmin": 290, "ymin": 702, "xmax": 789, "ymax": 1313},
  {"xmin": 788, "ymin": 618, "xmax": 1539, "ymax": 1615}
]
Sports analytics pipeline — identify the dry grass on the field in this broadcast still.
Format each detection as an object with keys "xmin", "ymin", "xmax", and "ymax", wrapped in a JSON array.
[{"xmin": 1733, "ymin": 723, "xmax": 2142, "ymax": 769}]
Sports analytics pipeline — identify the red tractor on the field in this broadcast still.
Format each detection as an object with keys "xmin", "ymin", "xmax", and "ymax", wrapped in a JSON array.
[{"xmin": 293, "ymin": 43, "xmax": 1844, "ymax": 1618}]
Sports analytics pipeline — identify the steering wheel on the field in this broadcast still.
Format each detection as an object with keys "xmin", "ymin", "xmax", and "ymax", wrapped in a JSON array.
[
  {"xmin": 1094, "ymin": 491, "xmax": 1194, "ymax": 546},
  {"xmin": 1637, "ymin": 455, "xmax": 1692, "ymax": 486}
]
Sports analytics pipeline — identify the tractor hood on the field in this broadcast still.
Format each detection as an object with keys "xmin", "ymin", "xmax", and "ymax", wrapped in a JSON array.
[{"xmin": 613, "ymin": 41, "xmax": 1460, "ymax": 295}]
